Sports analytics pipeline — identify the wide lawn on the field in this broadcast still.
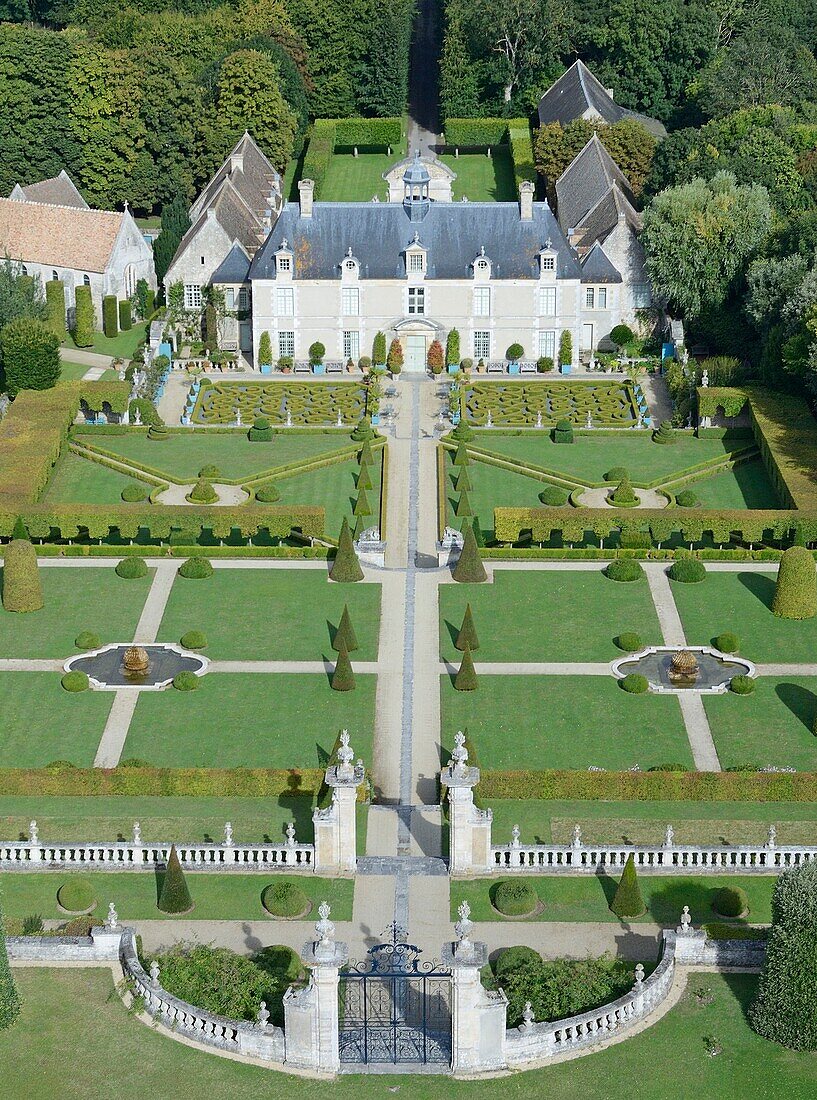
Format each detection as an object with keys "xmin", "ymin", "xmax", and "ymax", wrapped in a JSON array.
[
  {"xmin": 486, "ymin": 798, "xmax": 817, "ymax": 846},
  {"xmin": 688, "ymin": 458, "xmax": 780, "ymax": 509},
  {"xmin": 157, "ymin": 568, "xmax": 381, "ymax": 661},
  {"xmin": 451, "ymin": 874, "xmax": 775, "ymax": 925},
  {"xmin": 441, "ymin": 675, "xmax": 694, "ymax": 770},
  {"xmin": 671, "ymin": 568, "xmax": 817, "ymax": 663},
  {"xmin": 72, "ymin": 429, "xmax": 351, "ymax": 482},
  {"xmin": 41, "ymin": 451, "xmax": 149, "ymax": 504},
  {"xmin": 0, "ymin": 871, "xmax": 353, "ymax": 922},
  {"xmin": 0, "ymin": 674, "xmax": 112, "ymax": 767},
  {"xmin": 439, "ymin": 567, "xmax": 663, "ymax": 662},
  {"xmin": 0, "ymin": 566, "xmax": 152, "ymax": 658},
  {"xmin": 276, "ymin": 454, "xmax": 382, "ymax": 537},
  {"xmin": 438, "ymin": 148, "xmax": 516, "ymax": 201},
  {"xmin": 3, "ymin": 971, "xmax": 813, "ymax": 1100},
  {"xmin": 319, "ymin": 142, "xmax": 406, "ymax": 201},
  {"xmin": 703, "ymin": 676, "xmax": 817, "ymax": 771},
  {"xmin": 65, "ymin": 324, "xmax": 148, "ymax": 359},
  {"xmin": 124, "ymin": 672, "xmax": 376, "ymax": 768}
]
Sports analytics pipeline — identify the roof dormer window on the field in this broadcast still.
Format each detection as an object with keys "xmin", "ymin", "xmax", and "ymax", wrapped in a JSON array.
[
  {"xmin": 276, "ymin": 237, "xmax": 294, "ymax": 281},
  {"xmin": 473, "ymin": 247, "xmax": 492, "ymax": 280},
  {"xmin": 341, "ymin": 247, "xmax": 359, "ymax": 281},
  {"xmin": 539, "ymin": 239, "xmax": 557, "ymax": 279},
  {"xmin": 406, "ymin": 232, "xmax": 427, "ymax": 278}
]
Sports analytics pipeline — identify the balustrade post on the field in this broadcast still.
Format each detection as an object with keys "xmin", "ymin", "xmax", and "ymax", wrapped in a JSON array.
[
  {"xmin": 311, "ymin": 731, "xmax": 365, "ymax": 875},
  {"xmin": 442, "ymin": 731, "xmax": 492, "ymax": 875}
]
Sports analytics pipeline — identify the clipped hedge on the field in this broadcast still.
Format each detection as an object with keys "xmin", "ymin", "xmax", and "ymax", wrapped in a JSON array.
[
  {"xmin": 178, "ymin": 556, "xmax": 213, "ymax": 579},
  {"xmin": 444, "ymin": 118, "xmax": 512, "ymax": 146},
  {"xmin": 730, "ymin": 674, "xmax": 755, "ymax": 695},
  {"xmin": 118, "ymin": 300, "xmax": 132, "ymax": 331},
  {"xmin": 715, "ymin": 632, "xmax": 739, "ymax": 653},
  {"xmin": 115, "ymin": 556, "xmax": 147, "ymax": 578},
  {"xmin": 493, "ymin": 879, "xmax": 538, "ymax": 917},
  {"xmin": 261, "ymin": 881, "xmax": 310, "ymax": 918},
  {"xmin": 605, "ymin": 559, "xmax": 643, "ymax": 582},
  {"xmin": 173, "ymin": 670, "xmax": 199, "ymax": 691},
  {"xmin": 61, "ymin": 671, "xmax": 89, "ymax": 692},
  {"xmin": 668, "ymin": 557, "xmax": 706, "ymax": 583},
  {"xmin": 102, "ymin": 295, "xmax": 118, "ymax": 339},
  {"xmin": 620, "ymin": 673, "xmax": 649, "ymax": 694},
  {"xmin": 334, "ymin": 117, "xmax": 401, "ymax": 147},
  {"xmin": 180, "ymin": 630, "xmax": 207, "ymax": 650},
  {"xmin": 615, "ymin": 632, "xmax": 643, "ymax": 652},
  {"xmin": 772, "ymin": 545, "xmax": 817, "ymax": 619},
  {"xmin": 1, "ymin": 538, "xmax": 43, "ymax": 611}
]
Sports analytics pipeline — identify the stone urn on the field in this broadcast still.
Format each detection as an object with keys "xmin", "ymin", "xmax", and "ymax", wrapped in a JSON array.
[
  {"xmin": 122, "ymin": 646, "xmax": 150, "ymax": 675},
  {"xmin": 668, "ymin": 649, "xmax": 699, "ymax": 686}
]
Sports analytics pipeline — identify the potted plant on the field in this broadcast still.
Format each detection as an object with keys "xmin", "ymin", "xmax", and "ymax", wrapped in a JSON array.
[
  {"xmin": 258, "ymin": 331, "xmax": 273, "ymax": 375},
  {"xmin": 559, "ymin": 330, "xmax": 573, "ymax": 375},
  {"xmin": 427, "ymin": 339, "xmax": 444, "ymax": 375},
  {"xmin": 372, "ymin": 332, "xmax": 387, "ymax": 369},
  {"xmin": 278, "ymin": 355, "xmax": 293, "ymax": 374},
  {"xmin": 506, "ymin": 343, "xmax": 524, "ymax": 375},
  {"xmin": 309, "ymin": 341, "xmax": 326, "ymax": 375},
  {"xmin": 536, "ymin": 355, "xmax": 554, "ymax": 373},
  {"xmin": 476, "ymin": 358, "xmax": 487, "ymax": 374},
  {"xmin": 387, "ymin": 339, "xmax": 403, "ymax": 377},
  {"xmin": 358, "ymin": 355, "xmax": 372, "ymax": 375},
  {"xmin": 460, "ymin": 357, "xmax": 473, "ymax": 376},
  {"xmin": 446, "ymin": 328, "xmax": 461, "ymax": 374}
]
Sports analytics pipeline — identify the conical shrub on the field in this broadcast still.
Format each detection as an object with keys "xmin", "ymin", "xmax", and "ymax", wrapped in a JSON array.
[
  {"xmin": 187, "ymin": 477, "xmax": 217, "ymax": 504},
  {"xmin": 454, "ymin": 644, "xmax": 478, "ymax": 691},
  {"xmin": 356, "ymin": 463, "xmax": 373, "ymax": 491},
  {"xmin": 772, "ymin": 545, "xmax": 817, "ymax": 619},
  {"xmin": 452, "ymin": 523, "xmax": 487, "ymax": 583},
  {"xmin": 453, "ymin": 442, "xmax": 469, "ymax": 466},
  {"xmin": 610, "ymin": 474, "xmax": 638, "ymax": 506},
  {"xmin": 158, "ymin": 845, "xmax": 193, "ymax": 914},
  {"xmin": 1, "ymin": 539, "xmax": 43, "ymax": 612},
  {"xmin": 609, "ymin": 853, "xmax": 645, "ymax": 919},
  {"xmin": 353, "ymin": 486, "xmax": 372, "ymax": 516},
  {"xmin": 454, "ymin": 465, "xmax": 471, "ymax": 492},
  {"xmin": 11, "ymin": 517, "xmax": 28, "ymax": 541},
  {"xmin": 455, "ymin": 490, "xmax": 473, "ymax": 518},
  {"xmin": 455, "ymin": 603, "xmax": 480, "ymax": 651},
  {"xmin": 331, "ymin": 642, "xmax": 356, "ymax": 691},
  {"xmin": 333, "ymin": 604, "xmax": 358, "ymax": 652},
  {"xmin": 358, "ymin": 440, "xmax": 374, "ymax": 467},
  {"xmin": 0, "ymin": 891, "xmax": 21, "ymax": 1031},
  {"xmin": 331, "ymin": 517, "xmax": 364, "ymax": 583}
]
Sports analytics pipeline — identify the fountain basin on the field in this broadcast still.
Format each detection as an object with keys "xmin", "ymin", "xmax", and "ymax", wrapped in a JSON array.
[
  {"xmin": 64, "ymin": 643, "xmax": 209, "ymax": 691},
  {"xmin": 611, "ymin": 646, "xmax": 755, "ymax": 694}
]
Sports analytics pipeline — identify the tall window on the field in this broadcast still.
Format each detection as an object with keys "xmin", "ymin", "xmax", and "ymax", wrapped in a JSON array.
[
  {"xmin": 124, "ymin": 264, "xmax": 136, "ymax": 299},
  {"xmin": 585, "ymin": 287, "xmax": 595, "ymax": 308},
  {"xmin": 538, "ymin": 330, "xmax": 556, "ymax": 359},
  {"xmin": 225, "ymin": 288, "xmax": 235, "ymax": 310},
  {"xmin": 408, "ymin": 287, "xmax": 425, "ymax": 315},
  {"xmin": 632, "ymin": 284, "xmax": 651, "ymax": 308},
  {"xmin": 408, "ymin": 252, "xmax": 424, "ymax": 274},
  {"xmin": 184, "ymin": 284, "xmax": 202, "ymax": 310},
  {"xmin": 343, "ymin": 331, "xmax": 360, "ymax": 360},
  {"xmin": 277, "ymin": 255, "xmax": 291, "ymax": 273},
  {"xmin": 238, "ymin": 287, "xmax": 249, "ymax": 311},
  {"xmin": 82, "ymin": 273, "xmax": 90, "ymax": 286},
  {"xmin": 342, "ymin": 287, "xmax": 360, "ymax": 315},
  {"xmin": 278, "ymin": 331, "xmax": 295, "ymax": 358},
  {"xmin": 276, "ymin": 287, "xmax": 294, "ymax": 315},
  {"xmin": 473, "ymin": 287, "xmax": 491, "ymax": 316},
  {"xmin": 539, "ymin": 287, "xmax": 556, "ymax": 315},
  {"xmin": 52, "ymin": 270, "xmax": 59, "ymax": 281},
  {"xmin": 473, "ymin": 331, "xmax": 490, "ymax": 359},
  {"xmin": 597, "ymin": 287, "xmax": 608, "ymax": 309}
]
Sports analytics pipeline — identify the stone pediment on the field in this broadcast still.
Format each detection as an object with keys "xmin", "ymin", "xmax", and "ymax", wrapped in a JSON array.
[{"xmin": 383, "ymin": 156, "xmax": 456, "ymax": 203}]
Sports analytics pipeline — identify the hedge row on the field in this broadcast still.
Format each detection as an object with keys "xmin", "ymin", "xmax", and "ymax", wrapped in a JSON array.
[
  {"xmin": 479, "ymin": 546, "xmax": 786, "ymax": 562},
  {"xmin": 73, "ymin": 425, "xmax": 357, "ymax": 438},
  {"xmin": 302, "ymin": 118, "xmax": 401, "ymax": 197},
  {"xmin": 35, "ymin": 544, "xmax": 334, "ymax": 559},
  {"xmin": 478, "ymin": 769, "xmax": 817, "ymax": 802},
  {"xmin": 508, "ymin": 120, "xmax": 537, "ymax": 188},
  {"xmin": 378, "ymin": 445, "xmax": 389, "ymax": 542},
  {"xmin": 444, "ymin": 118, "xmax": 512, "ymax": 146},
  {"xmin": 301, "ymin": 119, "xmax": 336, "ymax": 195},
  {"xmin": 0, "ymin": 767, "xmax": 325, "ymax": 798},
  {"xmin": 0, "ymin": 387, "xmax": 77, "ymax": 505}
]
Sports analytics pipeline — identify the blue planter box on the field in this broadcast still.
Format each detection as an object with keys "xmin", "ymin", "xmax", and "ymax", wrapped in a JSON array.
[
  {"xmin": 313, "ymin": 362, "xmax": 326, "ymax": 375},
  {"xmin": 371, "ymin": 413, "xmax": 380, "ymax": 426},
  {"xmin": 260, "ymin": 364, "xmax": 272, "ymax": 375},
  {"xmin": 451, "ymin": 412, "xmax": 461, "ymax": 425},
  {"xmin": 447, "ymin": 364, "xmax": 459, "ymax": 374},
  {"xmin": 560, "ymin": 363, "xmax": 572, "ymax": 375},
  {"xmin": 508, "ymin": 362, "xmax": 521, "ymax": 375}
]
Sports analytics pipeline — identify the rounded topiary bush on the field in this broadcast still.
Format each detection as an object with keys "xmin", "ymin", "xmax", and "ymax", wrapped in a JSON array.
[
  {"xmin": 74, "ymin": 631, "xmax": 100, "ymax": 650},
  {"xmin": 713, "ymin": 886, "xmax": 749, "ymax": 918},
  {"xmin": 255, "ymin": 482, "xmax": 280, "ymax": 502},
  {"xmin": 261, "ymin": 881, "xmax": 311, "ymax": 918},
  {"xmin": 605, "ymin": 559, "xmax": 644, "ymax": 582},
  {"xmin": 553, "ymin": 418, "xmax": 574, "ymax": 444},
  {"xmin": 620, "ymin": 673, "xmax": 649, "ymax": 694},
  {"xmin": 608, "ymin": 474, "xmax": 639, "ymax": 507},
  {"xmin": 248, "ymin": 417, "xmax": 273, "ymax": 442},
  {"xmin": 615, "ymin": 632, "xmax": 643, "ymax": 652},
  {"xmin": 57, "ymin": 877, "xmax": 96, "ymax": 914},
  {"xmin": 539, "ymin": 485, "xmax": 569, "ymax": 507},
  {"xmin": 675, "ymin": 489, "xmax": 699, "ymax": 508},
  {"xmin": 179, "ymin": 556, "xmax": 214, "ymax": 579},
  {"xmin": 715, "ymin": 632, "xmax": 739, "ymax": 653},
  {"xmin": 198, "ymin": 464, "xmax": 221, "ymax": 479},
  {"xmin": 772, "ymin": 545, "xmax": 817, "ymax": 620},
  {"xmin": 173, "ymin": 670, "xmax": 199, "ymax": 691},
  {"xmin": 653, "ymin": 420, "xmax": 677, "ymax": 444},
  {"xmin": 186, "ymin": 477, "xmax": 218, "ymax": 504},
  {"xmin": 493, "ymin": 879, "xmax": 539, "ymax": 917},
  {"xmin": 1, "ymin": 538, "xmax": 43, "ymax": 612},
  {"xmin": 61, "ymin": 670, "xmax": 89, "ymax": 692},
  {"xmin": 115, "ymin": 557, "xmax": 147, "ymax": 579},
  {"xmin": 730, "ymin": 674, "xmax": 755, "ymax": 695},
  {"xmin": 603, "ymin": 466, "xmax": 629, "ymax": 483},
  {"xmin": 668, "ymin": 558, "xmax": 706, "ymax": 583},
  {"xmin": 494, "ymin": 945, "xmax": 541, "ymax": 976},
  {"xmin": 121, "ymin": 482, "xmax": 149, "ymax": 502},
  {"xmin": 180, "ymin": 630, "xmax": 207, "ymax": 650},
  {"xmin": 147, "ymin": 425, "xmax": 169, "ymax": 441}
]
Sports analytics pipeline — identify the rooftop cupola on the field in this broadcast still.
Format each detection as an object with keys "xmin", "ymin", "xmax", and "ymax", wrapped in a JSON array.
[{"xmin": 403, "ymin": 151, "xmax": 430, "ymax": 222}]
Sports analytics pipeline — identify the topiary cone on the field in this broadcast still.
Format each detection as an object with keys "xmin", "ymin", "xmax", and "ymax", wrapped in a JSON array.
[
  {"xmin": 353, "ymin": 486, "xmax": 372, "ymax": 516},
  {"xmin": 453, "ymin": 442, "xmax": 469, "ymax": 466},
  {"xmin": 2, "ymin": 539, "xmax": 44, "ymax": 612},
  {"xmin": 358, "ymin": 440, "xmax": 374, "ymax": 467},
  {"xmin": 611, "ymin": 474, "xmax": 638, "ymax": 505},
  {"xmin": 454, "ymin": 465, "xmax": 472, "ymax": 492},
  {"xmin": 455, "ymin": 603, "xmax": 480, "ymax": 651},
  {"xmin": 0, "ymin": 891, "xmax": 21, "ymax": 1031},
  {"xmin": 11, "ymin": 517, "xmax": 28, "ymax": 541},
  {"xmin": 356, "ymin": 463, "xmax": 373, "ymax": 491},
  {"xmin": 158, "ymin": 844, "xmax": 193, "ymax": 914},
  {"xmin": 331, "ymin": 517, "xmax": 364, "ymax": 583},
  {"xmin": 452, "ymin": 523, "xmax": 487, "ymax": 583},
  {"xmin": 609, "ymin": 853, "xmax": 645, "ymax": 919},
  {"xmin": 772, "ymin": 545, "xmax": 817, "ymax": 619},
  {"xmin": 454, "ymin": 644, "xmax": 478, "ymax": 691},
  {"xmin": 333, "ymin": 603, "xmax": 358, "ymax": 653},
  {"xmin": 331, "ymin": 642, "xmax": 356, "ymax": 691},
  {"xmin": 455, "ymin": 489, "xmax": 473, "ymax": 518}
]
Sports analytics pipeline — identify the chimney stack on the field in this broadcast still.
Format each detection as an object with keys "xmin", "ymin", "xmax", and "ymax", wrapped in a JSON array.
[
  {"xmin": 230, "ymin": 151, "xmax": 244, "ymax": 175},
  {"xmin": 519, "ymin": 180, "xmax": 534, "ymax": 222},
  {"xmin": 299, "ymin": 179, "xmax": 315, "ymax": 219}
]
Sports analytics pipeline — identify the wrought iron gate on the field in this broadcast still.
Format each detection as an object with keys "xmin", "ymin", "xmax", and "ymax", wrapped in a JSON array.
[{"xmin": 338, "ymin": 924, "xmax": 452, "ymax": 1066}]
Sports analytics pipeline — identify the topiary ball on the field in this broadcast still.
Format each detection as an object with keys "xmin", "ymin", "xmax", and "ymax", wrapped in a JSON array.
[
  {"xmin": 712, "ymin": 885, "xmax": 749, "ymax": 918},
  {"xmin": 539, "ymin": 485, "xmax": 569, "ymax": 507},
  {"xmin": 172, "ymin": 670, "xmax": 199, "ymax": 691},
  {"xmin": 198, "ymin": 465, "xmax": 220, "ymax": 479},
  {"xmin": 620, "ymin": 673, "xmax": 649, "ymax": 694},
  {"xmin": 115, "ymin": 557, "xmax": 148, "ymax": 579},
  {"xmin": 74, "ymin": 631, "xmax": 100, "ymax": 650},
  {"xmin": 180, "ymin": 630, "xmax": 207, "ymax": 650},
  {"xmin": 186, "ymin": 478, "xmax": 218, "ymax": 504},
  {"xmin": 57, "ymin": 877, "xmax": 97, "ymax": 914},
  {"xmin": 61, "ymin": 671, "xmax": 89, "ymax": 692},
  {"xmin": 493, "ymin": 879, "xmax": 539, "ymax": 917},
  {"xmin": 615, "ymin": 632, "xmax": 643, "ymax": 652},
  {"xmin": 668, "ymin": 558, "xmax": 706, "ymax": 583},
  {"xmin": 675, "ymin": 489, "xmax": 699, "ymax": 508},
  {"xmin": 178, "ymin": 556, "xmax": 214, "ymax": 579},
  {"xmin": 715, "ymin": 632, "xmax": 739, "ymax": 653},
  {"xmin": 604, "ymin": 467, "xmax": 629, "ymax": 483},
  {"xmin": 553, "ymin": 418, "xmax": 574, "ymax": 444},
  {"xmin": 730, "ymin": 675, "xmax": 755, "ymax": 695},
  {"xmin": 255, "ymin": 482, "xmax": 280, "ymax": 503},
  {"xmin": 494, "ymin": 945, "xmax": 541, "ymax": 976},
  {"xmin": 121, "ymin": 482, "xmax": 149, "ymax": 502},
  {"xmin": 248, "ymin": 417, "xmax": 274, "ymax": 442},
  {"xmin": 261, "ymin": 881, "xmax": 310, "ymax": 918},
  {"xmin": 605, "ymin": 559, "xmax": 644, "ymax": 582}
]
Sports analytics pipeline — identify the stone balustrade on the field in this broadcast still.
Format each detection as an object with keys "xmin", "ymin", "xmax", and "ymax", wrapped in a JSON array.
[
  {"xmin": 0, "ymin": 839, "xmax": 315, "ymax": 872},
  {"xmin": 490, "ymin": 841, "xmax": 817, "ymax": 875},
  {"xmin": 505, "ymin": 930, "xmax": 678, "ymax": 1066}
]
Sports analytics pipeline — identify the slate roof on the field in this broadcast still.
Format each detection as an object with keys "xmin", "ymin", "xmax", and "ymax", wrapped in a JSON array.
[
  {"xmin": 580, "ymin": 243, "xmax": 622, "ymax": 283},
  {"xmin": 538, "ymin": 60, "xmax": 667, "ymax": 139},
  {"xmin": 211, "ymin": 242, "xmax": 252, "ymax": 284},
  {"xmin": 8, "ymin": 170, "xmax": 88, "ymax": 209},
  {"xmin": 556, "ymin": 134, "xmax": 635, "ymax": 234},
  {"xmin": 0, "ymin": 197, "xmax": 123, "ymax": 272},
  {"xmin": 577, "ymin": 185, "xmax": 641, "ymax": 250},
  {"xmin": 249, "ymin": 201, "xmax": 581, "ymax": 281}
]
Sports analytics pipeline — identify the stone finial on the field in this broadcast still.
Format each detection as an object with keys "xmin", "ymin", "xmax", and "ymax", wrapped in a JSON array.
[
  {"xmin": 522, "ymin": 1001, "xmax": 535, "ymax": 1028},
  {"xmin": 511, "ymin": 824, "xmax": 521, "ymax": 849},
  {"xmin": 285, "ymin": 410, "xmax": 292, "ymax": 427},
  {"xmin": 105, "ymin": 902, "xmax": 119, "ymax": 930},
  {"xmin": 133, "ymin": 406, "xmax": 142, "ymax": 426},
  {"xmin": 235, "ymin": 408, "xmax": 242, "ymax": 427},
  {"xmin": 486, "ymin": 410, "xmax": 493, "ymax": 428},
  {"xmin": 572, "ymin": 824, "xmax": 583, "ymax": 849},
  {"xmin": 585, "ymin": 411, "xmax": 593, "ymax": 430},
  {"xmin": 664, "ymin": 824, "xmax": 674, "ymax": 848},
  {"xmin": 454, "ymin": 901, "xmax": 473, "ymax": 954},
  {"xmin": 701, "ymin": 369, "xmax": 709, "ymax": 388},
  {"xmin": 132, "ymin": 821, "xmax": 142, "ymax": 845},
  {"xmin": 766, "ymin": 824, "xmax": 777, "ymax": 849},
  {"xmin": 677, "ymin": 905, "xmax": 693, "ymax": 935},
  {"xmin": 336, "ymin": 729, "xmax": 355, "ymax": 779},
  {"xmin": 336, "ymin": 410, "xmax": 343, "ymax": 427},
  {"xmin": 150, "ymin": 960, "xmax": 161, "ymax": 988},
  {"xmin": 286, "ymin": 821, "xmax": 296, "ymax": 848},
  {"xmin": 535, "ymin": 410, "xmax": 543, "ymax": 429},
  {"xmin": 634, "ymin": 963, "xmax": 645, "ymax": 986},
  {"xmin": 315, "ymin": 902, "xmax": 335, "ymax": 951},
  {"xmin": 451, "ymin": 730, "xmax": 468, "ymax": 774},
  {"xmin": 223, "ymin": 822, "xmax": 234, "ymax": 847},
  {"xmin": 29, "ymin": 820, "xmax": 38, "ymax": 844},
  {"xmin": 257, "ymin": 1001, "xmax": 270, "ymax": 1029}
]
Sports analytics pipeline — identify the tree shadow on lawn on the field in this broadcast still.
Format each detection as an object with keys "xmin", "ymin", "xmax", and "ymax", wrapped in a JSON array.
[
  {"xmin": 737, "ymin": 571, "xmax": 775, "ymax": 612},
  {"xmin": 721, "ymin": 969, "xmax": 759, "ymax": 1026},
  {"xmin": 774, "ymin": 681, "xmax": 816, "ymax": 732},
  {"xmin": 443, "ymin": 618, "xmax": 461, "ymax": 648},
  {"xmin": 645, "ymin": 879, "xmax": 745, "ymax": 927}
]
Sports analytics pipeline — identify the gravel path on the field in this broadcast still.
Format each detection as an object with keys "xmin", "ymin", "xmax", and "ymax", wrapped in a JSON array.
[
  {"xmin": 578, "ymin": 487, "xmax": 668, "ymax": 509},
  {"xmin": 155, "ymin": 483, "xmax": 249, "ymax": 506}
]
